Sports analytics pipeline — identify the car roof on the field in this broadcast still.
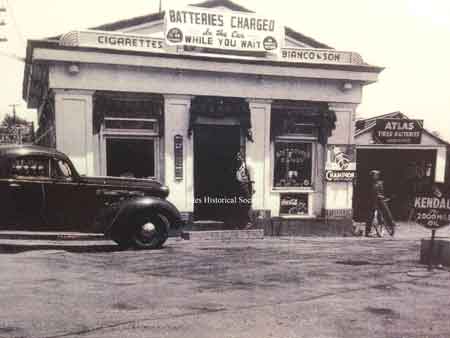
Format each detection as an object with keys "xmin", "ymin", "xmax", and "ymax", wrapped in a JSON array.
[{"xmin": 0, "ymin": 144, "xmax": 70, "ymax": 161}]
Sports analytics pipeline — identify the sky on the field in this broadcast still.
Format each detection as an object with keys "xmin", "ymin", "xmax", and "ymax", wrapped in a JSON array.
[{"xmin": 1, "ymin": 0, "xmax": 450, "ymax": 140}]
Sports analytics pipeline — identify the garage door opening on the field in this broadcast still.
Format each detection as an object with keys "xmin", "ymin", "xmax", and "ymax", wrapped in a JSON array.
[{"xmin": 354, "ymin": 149, "xmax": 436, "ymax": 222}]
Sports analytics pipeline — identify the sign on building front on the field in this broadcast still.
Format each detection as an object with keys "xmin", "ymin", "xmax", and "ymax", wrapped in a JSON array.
[
  {"xmin": 279, "ymin": 193, "xmax": 308, "ymax": 216},
  {"xmin": 60, "ymin": 30, "xmax": 164, "ymax": 53},
  {"xmin": 281, "ymin": 48, "xmax": 364, "ymax": 65},
  {"xmin": 325, "ymin": 145, "xmax": 356, "ymax": 182},
  {"xmin": 373, "ymin": 118, "xmax": 423, "ymax": 144},
  {"xmin": 164, "ymin": 7, "xmax": 282, "ymax": 53}
]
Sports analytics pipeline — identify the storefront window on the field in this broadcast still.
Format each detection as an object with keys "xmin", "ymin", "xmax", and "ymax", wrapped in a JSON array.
[
  {"xmin": 106, "ymin": 138, "xmax": 156, "ymax": 179},
  {"xmin": 274, "ymin": 141, "xmax": 313, "ymax": 188},
  {"xmin": 100, "ymin": 109, "xmax": 160, "ymax": 180}
]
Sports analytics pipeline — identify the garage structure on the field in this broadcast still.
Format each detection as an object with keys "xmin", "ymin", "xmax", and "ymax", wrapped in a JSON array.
[
  {"xmin": 22, "ymin": 0, "xmax": 382, "ymax": 235},
  {"xmin": 354, "ymin": 112, "xmax": 448, "ymax": 222}
]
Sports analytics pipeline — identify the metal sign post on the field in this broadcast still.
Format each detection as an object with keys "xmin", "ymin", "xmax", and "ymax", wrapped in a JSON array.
[{"xmin": 428, "ymin": 229, "xmax": 436, "ymax": 271}]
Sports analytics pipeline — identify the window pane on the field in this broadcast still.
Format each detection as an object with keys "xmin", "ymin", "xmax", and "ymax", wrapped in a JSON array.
[
  {"xmin": 104, "ymin": 119, "xmax": 157, "ymax": 131},
  {"xmin": 51, "ymin": 160, "xmax": 73, "ymax": 179},
  {"xmin": 106, "ymin": 139, "xmax": 155, "ymax": 179},
  {"xmin": 274, "ymin": 142, "xmax": 312, "ymax": 187},
  {"xmin": 11, "ymin": 157, "xmax": 50, "ymax": 178}
]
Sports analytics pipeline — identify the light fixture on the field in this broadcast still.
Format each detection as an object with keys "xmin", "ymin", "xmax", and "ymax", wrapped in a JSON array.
[
  {"xmin": 67, "ymin": 64, "xmax": 80, "ymax": 75},
  {"xmin": 341, "ymin": 82, "xmax": 353, "ymax": 92}
]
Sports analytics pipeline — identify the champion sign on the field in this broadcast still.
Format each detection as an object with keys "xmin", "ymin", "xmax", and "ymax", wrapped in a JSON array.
[
  {"xmin": 164, "ymin": 7, "xmax": 282, "ymax": 53},
  {"xmin": 325, "ymin": 170, "xmax": 356, "ymax": 182}
]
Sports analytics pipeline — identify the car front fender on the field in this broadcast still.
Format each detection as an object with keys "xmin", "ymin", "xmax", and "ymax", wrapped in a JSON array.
[{"xmin": 103, "ymin": 196, "xmax": 184, "ymax": 238}]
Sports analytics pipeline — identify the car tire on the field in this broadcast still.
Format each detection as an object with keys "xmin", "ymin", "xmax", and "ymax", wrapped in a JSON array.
[
  {"xmin": 130, "ymin": 213, "xmax": 170, "ymax": 250},
  {"xmin": 113, "ymin": 237, "xmax": 133, "ymax": 250}
]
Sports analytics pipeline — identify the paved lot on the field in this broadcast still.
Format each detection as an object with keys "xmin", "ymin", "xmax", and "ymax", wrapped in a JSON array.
[{"xmin": 0, "ymin": 223, "xmax": 449, "ymax": 338}]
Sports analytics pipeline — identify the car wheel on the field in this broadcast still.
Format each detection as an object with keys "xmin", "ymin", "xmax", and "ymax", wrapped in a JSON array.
[
  {"xmin": 131, "ymin": 213, "xmax": 170, "ymax": 250},
  {"xmin": 113, "ymin": 237, "xmax": 133, "ymax": 250}
]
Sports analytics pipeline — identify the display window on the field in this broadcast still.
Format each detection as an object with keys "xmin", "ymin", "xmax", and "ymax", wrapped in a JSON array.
[
  {"xmin": 274, "ymin": 141, "xmax": 313, "ymax": 188},
  {"xmin": 105, "ymin": 137, "xmax": 156, "ymax": 179},
  {"xmin": 100, "ymin": 115, "xmax": 160, "ymax": 180}
]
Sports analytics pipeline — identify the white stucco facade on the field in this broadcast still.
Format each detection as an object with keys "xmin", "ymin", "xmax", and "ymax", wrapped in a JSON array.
[{"xmin": 24, "ymin": 0, "xmax": 382, "ymax": 230}]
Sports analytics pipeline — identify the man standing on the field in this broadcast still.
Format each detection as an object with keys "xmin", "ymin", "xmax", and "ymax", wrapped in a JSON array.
[
  {"xmin": 235, "ymin": 152, "xmax": 254, "ymax": 229},
  {"xmin": 366, "ymin": 170, "xmax": 397, "ymax": 236}
]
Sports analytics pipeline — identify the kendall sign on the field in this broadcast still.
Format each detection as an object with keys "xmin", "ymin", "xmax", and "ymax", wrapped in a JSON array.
[
  {"xmin": 373, "ymin": 118, "xmax": 423, "ymax": 144},
  {"xmin": 414, "ymin": 190, "xmax": 450, "ymax": 229},
  {"xmin": 164, "ymin": 7, "xmax": 282, "ymax": 53}
]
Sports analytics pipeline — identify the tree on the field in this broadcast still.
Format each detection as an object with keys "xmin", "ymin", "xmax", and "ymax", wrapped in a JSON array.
[
  {"xmin": 1, "ymin": 113, "xmax": 30, "ymax": 128},
  {"xmin": 0, "ymin": 114, "xmax": 34, "ymax": 144}
]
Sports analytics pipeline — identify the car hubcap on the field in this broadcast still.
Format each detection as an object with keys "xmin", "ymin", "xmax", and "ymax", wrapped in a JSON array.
[{"xmin": 140, "ymin": 222, "xmax": 156, "ymax": 239}]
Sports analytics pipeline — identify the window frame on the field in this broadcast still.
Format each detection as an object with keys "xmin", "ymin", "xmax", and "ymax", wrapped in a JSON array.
[
  {"xmin": 99, "ymin": 112, "xmax": 161, "ymax": 180},
  {"xmin": 272, "ymin": 136, "xmax": 317, "ymax": 191},
  {"xmin": 100, "ymin": 133, "xmax": 160, "ymax": 180},
  {"xmin": 50, "ymin": 158, "xmax": 75, "ymax": 181},
  {"xmin": 103, "ymin": 117, "xmax": 159, "ymax": 136}
]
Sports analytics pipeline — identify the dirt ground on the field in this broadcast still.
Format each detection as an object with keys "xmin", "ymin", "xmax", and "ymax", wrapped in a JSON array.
[{"xmin": 0, "ymin": 223, "xmax": 449, "ymax": 338}]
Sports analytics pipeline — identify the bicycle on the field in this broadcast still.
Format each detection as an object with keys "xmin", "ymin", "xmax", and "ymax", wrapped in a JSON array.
[{"xmin": 369, "ymin": 198, "xmax": 395, "ymax": 237}]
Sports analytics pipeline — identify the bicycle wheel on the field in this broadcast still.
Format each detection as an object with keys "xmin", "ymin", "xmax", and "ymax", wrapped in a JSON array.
[
  {"xmin": 385, "ymin": 222, "xmax": 395, "ymax": 236},
  {"xmin": 372, "ymin": 210, "xmax": 385, "ymax": 237}
]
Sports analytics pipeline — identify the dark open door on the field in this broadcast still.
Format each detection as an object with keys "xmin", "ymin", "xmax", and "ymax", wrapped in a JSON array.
[{"xmin": 194, "ymin": 125, "xmax": 241, "ymax": 221}]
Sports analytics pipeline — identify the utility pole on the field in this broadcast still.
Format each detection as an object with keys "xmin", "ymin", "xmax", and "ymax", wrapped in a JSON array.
[
  {"xmin": 8, "ymin": 103, "xmax": 20, "ymax": 143},
  {"xmin": 9, "ymin": 103, "xmax": 18, "ymax": 126}
]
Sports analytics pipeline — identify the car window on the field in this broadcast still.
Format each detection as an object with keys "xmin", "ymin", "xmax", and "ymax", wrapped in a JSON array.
[
  {"xmin": 51, "ymin": 159, "xmax": 73, "ymax": 180},
  {"xmin": 10, "ymin": 157, "xmax": 50, "ymax": 179}
]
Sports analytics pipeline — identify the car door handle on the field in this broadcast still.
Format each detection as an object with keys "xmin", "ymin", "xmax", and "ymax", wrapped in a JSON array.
[
  {"xmin": 9, "ymin": 183, "xmax": 22, "ymax": 188},
  {"xmin": 96, "ymin": 189, "xmax": 119, "ymax": 196}
]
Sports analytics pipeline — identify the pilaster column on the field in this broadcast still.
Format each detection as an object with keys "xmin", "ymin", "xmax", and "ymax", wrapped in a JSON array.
[
  {"xmin": 163, "ymin": 95, "xmax": 193, "ymax": 212},
  {"xmin": 246, "ymin": 99, "xmax": 272, "ymax": 210},
  {"xmin": 53, "ymin": 89, "xmax": 95, "ymax": 176},
  {"xmin": 325, "ymin": 102, "xmax": 358, "ymax": 219},
  {"xmin": 327, "ymin": 103, "xmax": 358, "ymax": 145}
]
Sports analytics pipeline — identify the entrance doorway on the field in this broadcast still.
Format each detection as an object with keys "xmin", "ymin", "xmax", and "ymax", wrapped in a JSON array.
[
  {"xmin": 194, "ymin": 125, "xmax": 242, "ymax": 221},
  {"xmin": 354, "ymin": 148, "xmax": 436, "ymax": 221}
]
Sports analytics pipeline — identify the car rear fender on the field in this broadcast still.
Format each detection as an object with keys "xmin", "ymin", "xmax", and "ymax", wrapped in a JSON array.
[{"xmin": 105, "ymin": 197, "xmax": 183, "ymax": 237}]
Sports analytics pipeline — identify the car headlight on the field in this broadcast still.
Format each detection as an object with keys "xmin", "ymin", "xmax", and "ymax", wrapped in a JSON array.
[{"xmin": 161, "ymin": 185, "xmax": 170, "ymax": 197}]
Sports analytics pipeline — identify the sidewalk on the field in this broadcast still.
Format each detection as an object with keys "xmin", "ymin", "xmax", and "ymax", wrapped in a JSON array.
[
  {"xmin": 0, "ymin": 222, "xmax": 448, "ymax": 242},
  {"xmin": 353, "ymin": 221, "xmax": 450, "ymax": 240}
]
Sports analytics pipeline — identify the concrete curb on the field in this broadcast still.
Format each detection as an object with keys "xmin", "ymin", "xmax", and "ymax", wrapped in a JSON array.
[
  {"xmin": 181, "ymin": 229, "xmax": 264, "ymax": 240},
  {"xmin": 0, "ymin": 231, "xmax": 105, "ymax": 241}
]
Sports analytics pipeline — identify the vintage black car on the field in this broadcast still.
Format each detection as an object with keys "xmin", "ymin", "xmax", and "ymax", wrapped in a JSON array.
[{"xmin": 0, "ymin": 144, "xmax": 183, "ymax": 249}]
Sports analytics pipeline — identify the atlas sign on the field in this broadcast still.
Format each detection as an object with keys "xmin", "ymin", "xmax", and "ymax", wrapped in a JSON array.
[{"xmin": 373, "ymin": 118, "xmax": 422, "ymax": 144}]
